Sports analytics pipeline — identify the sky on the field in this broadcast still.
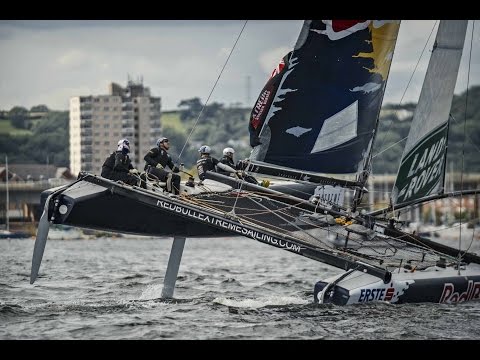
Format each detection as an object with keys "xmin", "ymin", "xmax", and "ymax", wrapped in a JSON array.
[{"xmin": 0, "ymin": 20, "xmax": 478, "ymax": 112}]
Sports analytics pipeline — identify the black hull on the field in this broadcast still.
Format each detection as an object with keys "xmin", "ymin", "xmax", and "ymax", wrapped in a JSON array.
[
  {"xmin": 41, "ymin": 174, "xmax": 392, "ymax": 280},
  {"xmin": 43, "ymin": 176, "xmax": 230, "ymax": 238}
]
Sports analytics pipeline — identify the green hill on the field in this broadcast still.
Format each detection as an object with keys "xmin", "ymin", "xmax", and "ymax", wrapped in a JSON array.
[
  {"xmin": 1, "ymin": 85, "xmax": 479, "ymax": 175},
  {"xmin": 0, "ymin": 119, "xmax": 32, "ymax": 136}
]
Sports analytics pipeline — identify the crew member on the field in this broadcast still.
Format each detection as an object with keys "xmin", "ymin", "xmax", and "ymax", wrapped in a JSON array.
[
  {"xmin": 144, "ymin": 137, "xmax": 180, "ymax": 195},
  {"xmin": 196, "ymin": 145, "xmax": 236, "ymax": 181},
  {"xmin": 101, "ymin": 138, "xmax": 139, "ymax": 186},
  {"xmin": 219, "ymin": 147, "xmax": 258, "ymax": 184}
]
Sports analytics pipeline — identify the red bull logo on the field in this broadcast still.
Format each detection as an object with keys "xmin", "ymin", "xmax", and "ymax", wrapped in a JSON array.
[
  {"xmin": 250, "ymin": 89, "xmax": 272, "ymax": 129},
  {"xmin": 439, "ymin": 280, "xmax": 480, "ymax": 303},
  {"xmin": 331, "ymin": 20, "xmax": 368, "ymax": 32},
  {"xmin": 316, "ymin": 20, "xmax": 370, "ymax": 41}
]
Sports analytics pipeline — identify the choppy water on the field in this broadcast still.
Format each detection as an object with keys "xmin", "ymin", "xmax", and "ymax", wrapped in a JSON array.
[{"xmin": 1, "ymin": 236, "xmax": 480, "ymax": 340}]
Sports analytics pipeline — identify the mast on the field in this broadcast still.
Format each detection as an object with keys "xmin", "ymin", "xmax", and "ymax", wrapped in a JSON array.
[
  {"xmin": 5, "ymin": 155, "xmax": 9, "ymax": 232},
  {"xmin": 351, "ymin": 22, "xmax": 402, "ymax": 212}
]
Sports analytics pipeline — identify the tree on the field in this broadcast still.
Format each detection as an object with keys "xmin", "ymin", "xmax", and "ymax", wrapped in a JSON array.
[
  {"xmin": 161, "ymin": 125, "xmax": 197, "ymax": 167},
  {"xmin": 17, "ymin": 111, "xmax": 70, "ymax": 167},
  {"xmin": 30, "ymin": 105, "xmax": 50, "ymax": 113},
  {"xmin": 178, "ymin": 98, "xmax": 203, "ymax": 121},
  {"xmin": 8, "ymin": 106, "xmax": 29, "ymax": 129}
]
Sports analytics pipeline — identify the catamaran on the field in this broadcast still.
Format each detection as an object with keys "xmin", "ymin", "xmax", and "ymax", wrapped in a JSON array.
[{"xmin": 31, "ymin": 20, "xmax": 480, "ymax": 305}]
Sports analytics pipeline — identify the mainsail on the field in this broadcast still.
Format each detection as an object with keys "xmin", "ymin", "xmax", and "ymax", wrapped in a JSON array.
[
  {"xmin": 249, "ymin": 20, "xmax": 400, "ymax": 178},
  {"xmin": 391, "ymin": 20, "xmax": 468, "ymax": 206}
]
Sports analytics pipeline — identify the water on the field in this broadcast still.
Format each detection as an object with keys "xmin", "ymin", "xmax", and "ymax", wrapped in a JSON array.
[{"xmin": 1, "ymin": 236, "xmax": 480, "ymax": 339}]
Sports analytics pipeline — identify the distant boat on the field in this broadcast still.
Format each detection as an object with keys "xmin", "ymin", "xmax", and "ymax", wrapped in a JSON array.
[{"xmin": 0, "ymin": 229, "xmax": 31, "ymax": 239}]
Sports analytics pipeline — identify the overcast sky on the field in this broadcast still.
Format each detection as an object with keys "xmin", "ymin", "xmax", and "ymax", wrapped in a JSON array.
[{"xmin": 0, "ymin": 20, "xmax": 478, "ymax": 111}]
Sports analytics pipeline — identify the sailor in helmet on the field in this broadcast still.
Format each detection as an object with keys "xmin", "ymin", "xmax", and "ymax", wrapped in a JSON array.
[
  {"xmin": 143, "ymin": 137, "xmax": 181, "ymax": 195},
  {"xmin": 196, "ymin": 145, "xmax": 236, "ymax": 181},
  {"xmin": 219, "ymin": 147, "xmax": 258, "ymax": 184},
  {"xmin": 218, "ymin": 147, "xmax": 237, "ymax": 175},
  {"xmin": 101, "ymin": 138, "xmax": 139, "ymax": 185}
]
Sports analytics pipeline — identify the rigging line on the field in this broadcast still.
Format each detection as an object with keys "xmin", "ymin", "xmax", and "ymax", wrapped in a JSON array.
[
  {"xmin": 461, "ymin": 226, "xmax": 476, "ymax": 258},
  {"xmin": 230, "ymin": 172, "xmax": 250, "ymax": 214},
  {"xmin": 450, "ymin": 114, "xmax": 480, "ymax": 154},
  {"xmin": 174, "ymin": 20, "xmax": 248, "ymax": 164},
  {"xmin": 374, "ymin": 20, "xmax": 438, "ymax": 159},
  {"xmin": 459, "ymin": 20, "xmax": 475, "ymax": 266},
  {"xmin": 372, "ymin": 136, "xmax": 407, "ymax": 159},
  {"xmin": 388, "ymin": 21, "xmax": 439, "ymax": 217},
  {"xmin": 245, "ymin": 198, "xmax": 430, "ymax": 268},
  {"xmin": 245, "ymin": 196, "xmax": 341, "ymax": 251}
]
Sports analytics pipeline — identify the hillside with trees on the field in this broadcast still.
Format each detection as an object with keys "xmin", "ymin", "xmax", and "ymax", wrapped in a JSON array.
[
  {"xmin": 0, "ymin": 106, "xmax": 69, "ymax": 167},
  {"xmin": 372, "ymin": 85, "xmax": 480, "ymax": 174},
  {"xmin": 1, "ymin": 85, "xmax": 479, "ymax": 176}
]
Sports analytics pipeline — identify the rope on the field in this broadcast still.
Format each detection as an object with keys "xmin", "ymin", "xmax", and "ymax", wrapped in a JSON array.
[
  {"xmin": 175, "ymin": 20, "xmax": 248, "ymax": 165},
  {"xmin": 373, "ymin": 20, "xmax": 438, "ymax": 160}
]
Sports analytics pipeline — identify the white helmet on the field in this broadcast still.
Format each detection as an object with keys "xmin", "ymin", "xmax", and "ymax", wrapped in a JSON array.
[
  {"xmin": 156, "ymin": 137, "xmax": 169, "ymax": 147},
  {"xmin": 117, "ymin": 138, "xmax": 130, "ymax": 153},
  {"xmin": 223, "ymin": 147, "xmax": 235, "ymax": 156},
  {"xmin": 198, "ymin": 145, "xmax": 211, "ymax": 154}
]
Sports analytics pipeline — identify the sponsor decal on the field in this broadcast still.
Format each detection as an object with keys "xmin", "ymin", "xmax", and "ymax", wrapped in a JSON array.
[
  {"xmin": 275, "ymin": 171, "xmax": 303, "ymax": 180},
  {"xmin": 358, "ymin": 287, "xmax": 395, "ymax": 302},
  {"xmin": 314, "ymin": 185, "xmax": 345, "ymax": 207},
  {"xmin": 394, "ymin": 125, "xmax": 448, "ymax": 204},
  {"xmin": 439, "ymin": 280, "xmax": 480, "ymax": 303},
  {"xmin": 355, "ymin": 281, "xmax": 410, "ymax": 303},
  {"xmin": 156, "ymin": 199, "xmax": 302, "ymax": 253},
  {"xmin": 250, "ymin": 88, "xmax": 272, "ymax": 129}
]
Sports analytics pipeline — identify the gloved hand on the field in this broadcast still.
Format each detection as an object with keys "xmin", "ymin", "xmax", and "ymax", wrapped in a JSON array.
[
  {"xmin": 238, "ymin": 159, "xmax": 249, "ymax": 170},
  {"xmin": 236, "ymin": 170, "xmax": 244, "ymax": 178},
  {"xmin": 156, "ymin": 163, "xmax": 164, "ymax": 169},
  {"xmin": 129, "ymin": 168, "xmax": 139, "ymax": 174},
  {"xmin": 172, "ymin": 166, "xmax": 180, "ymax": 173}
]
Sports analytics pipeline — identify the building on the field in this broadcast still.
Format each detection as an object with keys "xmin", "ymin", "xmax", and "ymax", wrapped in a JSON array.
[
  {"xmin": 0, "ymin": 164, "xmax": 76, "ymax": 223},
  {"xmin": 0, "ymin": 164, "xmax": 74, "ymax": 182},
  {"xmin": 69, "ymin": 79, "xmax": 162, "ymax": 176}
]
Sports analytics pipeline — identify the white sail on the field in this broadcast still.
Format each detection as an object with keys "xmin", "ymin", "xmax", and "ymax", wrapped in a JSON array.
[{"xmin": 392, "ymin": 20, "xmax": 468, "ymax": 206}]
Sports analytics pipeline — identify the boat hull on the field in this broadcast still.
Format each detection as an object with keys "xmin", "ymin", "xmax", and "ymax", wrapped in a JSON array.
[
  {"xmin": 42, "ymin": 175, "xmax": 231, "ymax": 237},
  {"xmin": 314, "ymin": 265, "xmax": 480, "ymax": 305},
  {"xmin": 40, "ymin": 173, "xmax": 480, "ymax": 305}
]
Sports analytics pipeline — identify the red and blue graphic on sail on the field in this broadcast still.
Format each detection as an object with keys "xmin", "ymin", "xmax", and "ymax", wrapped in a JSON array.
[{"xmin": 249, "ymin": 20, "xmax": 400, "ymax": 174}]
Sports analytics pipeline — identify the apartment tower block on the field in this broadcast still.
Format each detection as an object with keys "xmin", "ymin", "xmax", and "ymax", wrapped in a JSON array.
[{"xmin": 69, "ymin": 80, "xmax": 162, "ymax": 176}]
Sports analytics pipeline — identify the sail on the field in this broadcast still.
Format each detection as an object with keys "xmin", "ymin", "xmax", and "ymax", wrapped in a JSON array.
[
  {"xmin": 392, "ymin": 20, "xmax": 468, "ymax": 206},
  {"xmin": 249, "ymin": 20, "xmax": 400, "ymax": 177}
]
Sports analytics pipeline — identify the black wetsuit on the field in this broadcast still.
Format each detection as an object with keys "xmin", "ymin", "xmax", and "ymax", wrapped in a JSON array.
[
  {"xmin": 101, "ymin": 151, "xmax": 137, "ymax": 185},
  {"xmin": 196, "ymin": 156, "xmax": 220, "ymax": 181},
  {"xmin": 144, "ymin": 147, "xmax": 180, "ymax": 194},
  {"xmin": 218, "ymin": 155, "xmax": 236, "ymax": 175}
]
